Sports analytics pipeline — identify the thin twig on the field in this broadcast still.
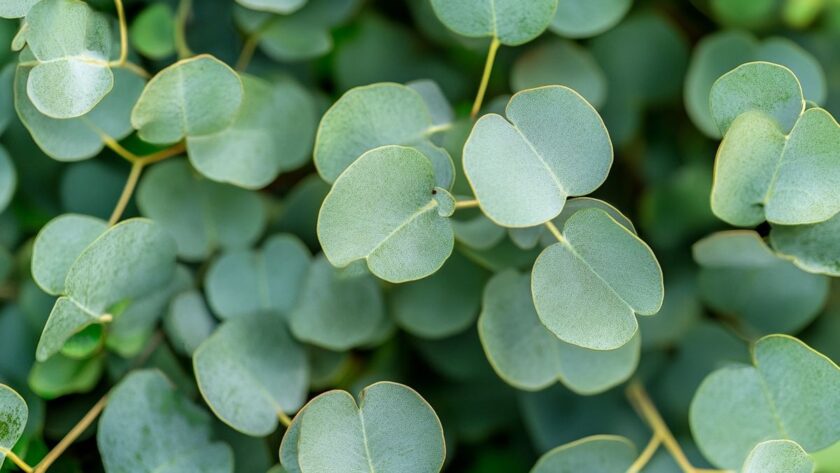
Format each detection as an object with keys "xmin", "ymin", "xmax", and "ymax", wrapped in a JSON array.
[
  {"xmin": 113, "ymin": 0, "xmax": 128, "ymax": 65},
  {"xmin": 470, "ymin": 37, "xmax": 501, "ymax": 119},
  {"xmin": 175, "ymin": 0, "xmax": 194, "ymax": 59},
  {"xmin": 278, "ymin": 411, "xmax": 292, "ymax": 428},
  {"xmin": 454, "ymin": 199, "xmax": 479, "ymax": 210},
  {"xmin": 235, "ymin": 35, "xmax": 259, "ymax": 72},
  {"xmin": 32, "ymin": 395, "xmax": 109, "ymax": 473},
  {"xmin": 1, "ymin": 448, "xmax": 33, "ymax": 473},
  {"xmin": 108, "ymin": 160, "xmax": 144, "ymax": 226},
  {"xmin": 544, "ymin": 221, "xmax": 565, "ymax": 243},
  {"xmin": 626, "ymin": 435, "xmax": 662, "ymax": 473}
]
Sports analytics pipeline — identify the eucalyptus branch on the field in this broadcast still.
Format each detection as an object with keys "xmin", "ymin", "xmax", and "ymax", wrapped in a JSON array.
[
  {"xmin": 112, "ymin": 0, "xmax": 128, "ymax": 66},
  {"xmin": 544, "ymin": 220, "xmax": 566, "ymax": 244},
  {"xmin": 454, "ymin": 199, "xmax": 479, "ymax": 210},
  {"xmin": 278, "ymin": 411, "xmax": 292, "ymax": 428},
  {"xmin": 0, "ymin": 448, "xmax": 33, "ymax": 473},
  {"xmin": 32, "ymin": 395, "xmax": 109, "ymax": 473},
  {"xmin": 626, "ymin": 435, "xmax": 662, "ymax": 473},
  {"xmin": 175, "ymin": 0, "xmax": 194, "ymax": 59},
  {"xmin": 470, "ymin": 37, "xmax": 501, "ymax": 119},
  {"xmin": 236, "ymin": 35, "xmax": 260, "ymax": 72}
]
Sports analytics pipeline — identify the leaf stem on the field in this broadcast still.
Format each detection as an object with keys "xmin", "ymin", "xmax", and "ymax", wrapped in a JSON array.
[
  {"xmin": 544, "ymin": 221, "xmax": 565, "ymax": 244},
  {"xmin": 278, "ymin": 411, "xmax": 292, "ymax": 428},
  {"xmin": 175, "ymin": 0, "xmax": 194, "ymax": 59},
  {"xmin": 108, "ymin": 160, "xmax": 144, "ymax": 226},
  {"xmin": 115, "ymin": 61, "xmax": 151, "ymax": 79},
  {"xmin": 626, "ymin": 435, "xmax": 662, "ymax": 473},
  {"xmin": 454, "ymin": 199, "xmax": 479, "ymax": 210},
  {"xmin": 32, "ymin": 395, "xmax": 109, "ymax": 473},
  {"xmin": 1, "ymin": 448, "xmax": 33, "ymax": 473},
  {"xmin": 470, "ymin": 37, "xmax": 501, "ymax": 119},
  {"xmin": 112, "ymin": 0, "xmax": 128, "ymax": 66},
  {"xmin": 235, "ymin": 34, "xmax": 259, "ymax": 72}
]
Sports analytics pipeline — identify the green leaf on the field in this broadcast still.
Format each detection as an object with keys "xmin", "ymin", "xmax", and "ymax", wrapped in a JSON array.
[
  {"xmin": 0, "ymin": 0, "xmax": 39, "ymax": 18},
  {"xmin": 0, "ymin": 146, "xmax": 14, "ymax": 213},
  {"xmin": 531, "ymin": 435, "xmax": 637, "ymax": 473},
  {"xmin": 452, "ymin": 213, "xmax": 507, "ymax": 250},
  {"xmin": 205, "ymin": 234, "xmax": 310, "ymax": 319},
  {"xmin": 28, "ymin": 353, "xmax": 104, "ymax": 399},
  {"xmin": 314, "ymin": 82, "xmax": 454, "ymax": 188},
  {"xmin": 0, "ymin": 384, "xmax": 27, "ymax": 469},
  {"xmin": 549, "ymin": 0, "xmax": 632, "ymax": 39},
  {"xmin": 430, "ymin": 0, "xmax": 558, "ymax": 46},
  {"xmin": 236, "ymin": 0, "xmax": 306, "ymax": 14},
  {"xmin": 131, "ymin": 55, "xmax": 243, "ymax": 145},
  {"xmin": 407, "ymin": 79, "xmax": 454, "ymax": 129},
  {"xmin": 137, "ymin": 159, "xmax": 266, "ymax": 261},
  {"xmin": 685, "ymin": 32, "xmax": 826, "ymax": 137},
  {"xmin": 317, "ymin": 145, "xmax": 455, "ymax": 283},
  {"xmin": 194, "ymin": 313, "xmax": 308, "ymax": 436},
  {"xmin": 463, "ymin": 86, "xmax": 612, "ymax": 228},
  {"xmin": 164, "ymin": 290, "xmax": 217, "ymax": 356},
  {"xmin": 289, "ymin": 255, "xmax": 386, "ymax": 350},
  {"xmin": 710, "ymin": 62, "xmax": 804, "ymax": 135},
  {"xmin": 291, "ymin": 382, "xmax": 445, "ymax": 473},
  {"xmin": 32, "ymin": 214, "xmax": 107, "ymax": 295},
  {"xmin": 693, "ymin": 231, "xmax": 829, "ymax": 334},
  {"xmin": 712, "ymin": 106, "xmax": 840, "ymax": 226},
  {"xmin": 35, "ymin": 218, "xmax": 177, "ymax": 361},
  {"xmin": 98, "ymin": 370, "xmax": 234, "ymax": 473},
  {"xmin": 21, "ymin": 0, "xmax": 113, "ymax": 118},
  {"xmin": 390, "ymin": 251, "xmax": 488, "ymax": 339},
  {"xmin": 511, "ymin": 39, "xmax": 607, "ymax": 108},
  {"xmin": 742, "ymin": 440, "xmax": 815, "ymax": 473},
  {"xmin": 531, "ymin": 208, "xmax": 663, "ymax": 350},
  {"xmin": 188, "ymin": 74, "xmax": 316, "ymax": 188},
  {"xmin": 129, "ymin": 3, "xmax": 176, "ymax": 60},
  {"xmin": 479, "ymin": 271, "xmax": 640, "ymax": 394},
  {"xmin": 15, "ymin": 64, "xmax": 146, "ymax": 161},
  {"xmin": 690, "ymin": 335, "xmax": 840, "ymax": 469},
  {"xmin": 769, "ymin": 213, "xmax": 840, "ymax": 276}
]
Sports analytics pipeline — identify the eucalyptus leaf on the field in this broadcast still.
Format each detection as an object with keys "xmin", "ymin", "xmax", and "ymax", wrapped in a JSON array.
[
  {"xmin": 98, "ymin": 370, "xmax": 234, "ymax": 473},
  {"xmin": 430, "ymin": 0, "xmax": 558, "ymax": 46},
  {"xmin": 131, "ymin": 55, "xmax": 243, "ymax": 145},
  {"xmin": 479, "ymin": 271, "xmax": 640, "ymax": 394},
  {"xmin": 531, "ymin": 208, "xmax": 663, "ymax": 350},
  {"xmin": 164, "ymin": 290, "xmax": 216, "ymax": 356},
  {"xmin": 314, "ymin": 82, "xmax": 454, "ymax": 188},
  {"xmin": 137, "ymin": 159, "xmax": 266, "ymax": 261},
  {"xmin": 0, "ymin": 0, "xmax": 39, "ymax": 18},
  {"xmin": 742, "ymin": 440, "xmax": 815, "ymax": 473},
  {"xmin": 318, "ymin": 145, "xmax": 455, "ymax": 283},
  {"xmin": 531, "ymin": 435, "xmax": 637, "ymax": 473},
  {"xmin": 291, "ymin": 382, "xmax": 445, "ymax": 473},
  {"xmin": 31, "ymin": 214, "xmax": 107, "ymax": 296},
  {"xmin": 549, "ymin": 0, "xmax": 632, "ymax": 39},
  {"xmin": 0, "ymin": 146, "xmax": 14, "ymax": 213},
  {"xmin": 22, "ymin": 0, "xmax": 114, "ymax": 118},
  {"xmin": 28, "ymin": 353, "xmax": 104, "ymax": 399},
  {"xmin": 0, "ymin": 384, "xmax": 27, "ymax": 469},
  {"xmin": 194, "ymin": 313, "xmax": 308, "ymax": 436},
  {"xmin": 690, "ymin": 335, "xmax": 840, "ymax": 469},
  {"xmin": 769, "ymin": 213, "xmax": 840, "ymax": 276},
  {"xmin": 130, "ymin": 4, "xmax": 176, "ymax": 60},
  {"xmin": 236, "ymin": 0, "xmax": 306, "ymax": 15},
  {"xmin": 463, "ymin": 86, "xmax": 612, "ymax": 228}
]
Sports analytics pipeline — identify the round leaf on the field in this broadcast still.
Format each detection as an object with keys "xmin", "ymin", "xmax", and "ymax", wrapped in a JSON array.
[
  {"xmin": 236, "ymin": 0, "xmax": 306, "ymax": 14},
  {"xmin": 164, "ymin": 290, "xmax": 216, "ymax": 356},
  {"xmin": 480, "ymin": 271, "xmax": 640, "ymax": 394},
  {"xmin": 549, "ymin": 0, "xmax": 632, "ymax": 39},
  {"xmin": 131, "ymin": 55, "xmax": 244, "ymax": 145},
  {"xmin": 742, "ymin": 440, "xmax": 815, "ymax": 473},
  {"xmin": 0, "ymin": 146, "xmax": 14, "ymax": 213},
  {"xmin": 430, "ymin": 0, "xmax": 558, "ymax": 46},
  {"xmin": 769, "ymin": 213, "xmax": 840, "ymax": 276},
  {"xmin": 129, "ymin": 4, "xmax": 176, "ymax": 60},
  {"xmin": 463, "ymin": 86, "xmax": 612, "ymax": 228},
  {"xmin": 0, "ymin": 384, "xmax": 27, "ymax": 469},
  {"xmin": 31, "ymin": 214, "xmax": 107, "ymax": 296},
  {"xmin": 531, "ymin": 435, "xmax": 637, "ymax": 473},
  {"xmin": 194, "ymin": 313, "xmax": 308, "ymax": 436},
  {"xmin": 532, "ymin": 208, "xmax": 663, "ymax": 350},
  {"xmin": 317, "ymin": 145, "xmax": 455, "ymax": 283}
]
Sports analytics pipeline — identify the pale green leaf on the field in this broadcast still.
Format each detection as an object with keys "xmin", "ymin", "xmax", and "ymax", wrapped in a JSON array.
[
  {"xmin": 531, "ymin": 435, "xmax": 637, "ymax": 473},
  {"xmin": 407, "ymin": 79, "xmax": 454, "ymax": 129},
  {"xmin": 430, "ymin": 0, "xmax": 558, "ymax": 46},
  {"xmin": 28, "ymin": 352, "xmax": 104, "ymax": 399},
  {"xmin": 452, "ymin": 213, "xmax": 506, "ymax": 250},
  {"xmin": 129, "ymin": 3, "xmax": 176, "ymax": 60},
  {"xmin": 289, "ymin": 255, "xmax": 385, "ymax": 350},
  {"xmin": 31, "ymin": 214, "xmax": 107, "ymax": 295},
  {"xmin": 131, "ymin": 55, "xmax": 243, "ymax": 144},
  {"xmin": 479, "ymin": 271, "xmax": 639, "ymax": 394},
  {"xmin": 164, "ymin": 290, "xmax": 216, "ymax": 356},
  {"xmin": 742, "ymin": 440, "xmax": 815, "ymax": 473},
  {"xmin": 294, "ymin": 382, "xmax": 445, "ymax": 473},
  {"xmin": 314, "ymin": 82, "xmax": 454, "ymax": 188},
  {"xmin": 0, "ymin": 146, "xmax": 14, "ymax": 213},
  {"xmin": 0, "ymin": 384, "xmax": 27, "ymax": 469},
  {"xmin": 690, "ymin": 335, "xmax": 840, "ymax": 469},
  {"xmin": 194, "ymin": 313, "xmax": 308, "ymax": 436},
  {"xmin": 463, "ymin": 86, "xmax": 612, "ymax": 228},
  {"xmin": 693, "ymin": 231, "xmax": 829, "ymax": 334},
  {"xmin": 236, "ymin": 0, "xmax": 306, "ymax": 14},
  {"xmin": 317, "ymin": 145, "xmax": 455, "ymax": 283},
  {"xmin": 0, "ymin": 0, "xmax": 39, "ymax": 18},
  {"xmin": 98, "ymin": 370, "xmax": 234, "ymax": 473},
  {"xmin": 710, "ymin": 62, "xmax": 804, "ymax": 135},
  {"xmin": 205, "ymin": 234, "xmax": 310, "ymax": 319},
  {"xmin": 532, "ymin": 208, "xmax": 663, "ymax": 350},
  {"xmin": 769, "ymin": 213, "xmax": 840, "ymax": 276},
  {"xmin": 549, "ymin": 0, "xmax": 632, "ymax": 39},
  {"xmin": 137, "ymin": 159, "xmax": 266, "ymax": 261}
]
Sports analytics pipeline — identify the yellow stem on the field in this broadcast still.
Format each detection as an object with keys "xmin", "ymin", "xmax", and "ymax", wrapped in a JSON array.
[
  {"xmin": 113, "ymin": 0, "xmax": 128, "ymax": 65},
  {"xmin": 278, "ymin": 411, "xmax": 292, "ymax": 428},
  {"xmin": 544, "ymin": 221, "xmax": 565, "ymax": 243},
  {"xmin": 115, "ymin": 61, "xmax": 151, "ymax": 79},
  {"xmin": 32, "ymin": 395, "xmax": 109, "ymax": 473},
  {"xmin": 626, "ymin": 435, "xmax": 662, "ymax": 473},
  {"xmin": 1, "ymin": 448, "xmax": 33, "ymax": 473},
  {"xmin": 175, "ymin": 0, "xmax": 194, "ymax": 59},
  {"xmin": 139, "ymin": 142, "xmax": 186, "ymax": 166},
  {"xmin": 454, "ymin": 199, "xmax": 479, "ymax": 210},
  {"xmin": 108, "ymin": 160, "xmax": 144, "ymax": 226},
  {"xmin": 470, "ymin": 37, "xmax": 501, "ymax": 119},
  {"xmin": 236, "ymin": 34, "xmax": 259, "ymax": 72}
]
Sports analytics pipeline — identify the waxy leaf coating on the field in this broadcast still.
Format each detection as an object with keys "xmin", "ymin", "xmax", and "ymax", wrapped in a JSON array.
[
  {"xmin": 430, "ymin": 0, "xmax": 558, "ymax": 46},
  {"xmin": 742, "ymin": 440, "xmax": 815, "ymax": 473},
  {"xmin": 314, "ymin": 82, "xmax": 454, "ymax": 188},
  {"xmin": 291, "ymin": 382, "xmax": 445, "ymax": 473},
  {"xmin": 531, "ymin": 208, "xmax": 663, "ymax": 350},
  {"xmin": 690, "ymin": 335, "xmax": 840, "ymax": 469},
  {"xmin": 318, "ymin": 145, "xmax": 455, "ymax": 283},
  {"xmin": 194, "ymin": 313, "xmax": 308, "ymax": 436},
  {"xmin": 131, "ymin": 55, "xmax": 243, "ymax": 144},
  {"xmin": 464, "ymin": 86, "xmax": 612, "ymax": 228},
  {"xmin": 98, "ymin": 370, "xmax": 234, "ymax": 473},
  {"xmin": 479, "ymin": 271, "xmax": 640, "ymax": 393},
  {"xmin": 0, "ymin": 385, "xmax": 27, "ymax": 469},
  {"xmin": 531, "ymin": 435, "xmax": 637, "ymax": 473},
  {"xmin": 549, "ymin": 0, "xmax": 632, "ymax": 39},
  {"xmin": 769, "ymin": 213, "xmax": 840, "ymax": 276}
]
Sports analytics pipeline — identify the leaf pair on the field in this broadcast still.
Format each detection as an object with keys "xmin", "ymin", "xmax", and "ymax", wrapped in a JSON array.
[
  {"xmin": 280, "ymin": 382, "xmax": 445, "ymax": 473},
  {"xmin": 31, "ymin": 215, "xmax": 177, "ymax": 361}
]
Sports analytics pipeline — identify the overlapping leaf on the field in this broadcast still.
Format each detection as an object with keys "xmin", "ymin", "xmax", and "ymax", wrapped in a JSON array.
[
  {"xmin": 742, "ymin": 440, "xmax": 815, "ymax": 473},
  {"xmin": 549, "ymin": 0, "xmax": 632, "ymax": 39},
  {"xmin": 531, "ymin": 435, "xmax": 637, "ymax": 473},
  {"xmin": 0, "ymin": 384, "xmax": 27, "ymax": 468},
  {"xmin": 164, "ymin": 290, "xmax": 216, "ymax": 356},
  {"xmin": 769, "ymin": 213, "xmax": 840, "ymax": 276},
  {"xmin": 430, "ymin": 0, "xmax": 558, "ymax": 46}
]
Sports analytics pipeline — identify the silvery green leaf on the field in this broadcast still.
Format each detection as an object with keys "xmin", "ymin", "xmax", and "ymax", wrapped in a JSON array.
[
  {"xmin": 531, "ymin": 435, "xmax": 637, "ymax": 473},
  {"xmin": 549, "ymin": 0, "xmax": 632, "ymax": 39},
  {"xmin": 430, "ymin": 0, "xmax": 558, "ymax": 46},
  {"xmin": 0, "ymin": 384, "xmax": 27, "ymax": 469},
  {"xmin": 769, "ymin": 213, "xmax": 840, "ymax": 276},
  {"xmin": 407, "ymin": 79, "xmax": 454, "ymax": 129},
  {"xmin": 741, "ymin": 440, "xmax": 815, "ymax": 473},
  {"xmin": 164, "ymin": 290, "xmax": 216, "ymax": 356},
  {"xmin": 0, "ymin": 0, "xmax": 40, "ymax": 18},
  {"xmin": 236, "ymin": 0, "xmax": 306, "ymax": 15}
]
